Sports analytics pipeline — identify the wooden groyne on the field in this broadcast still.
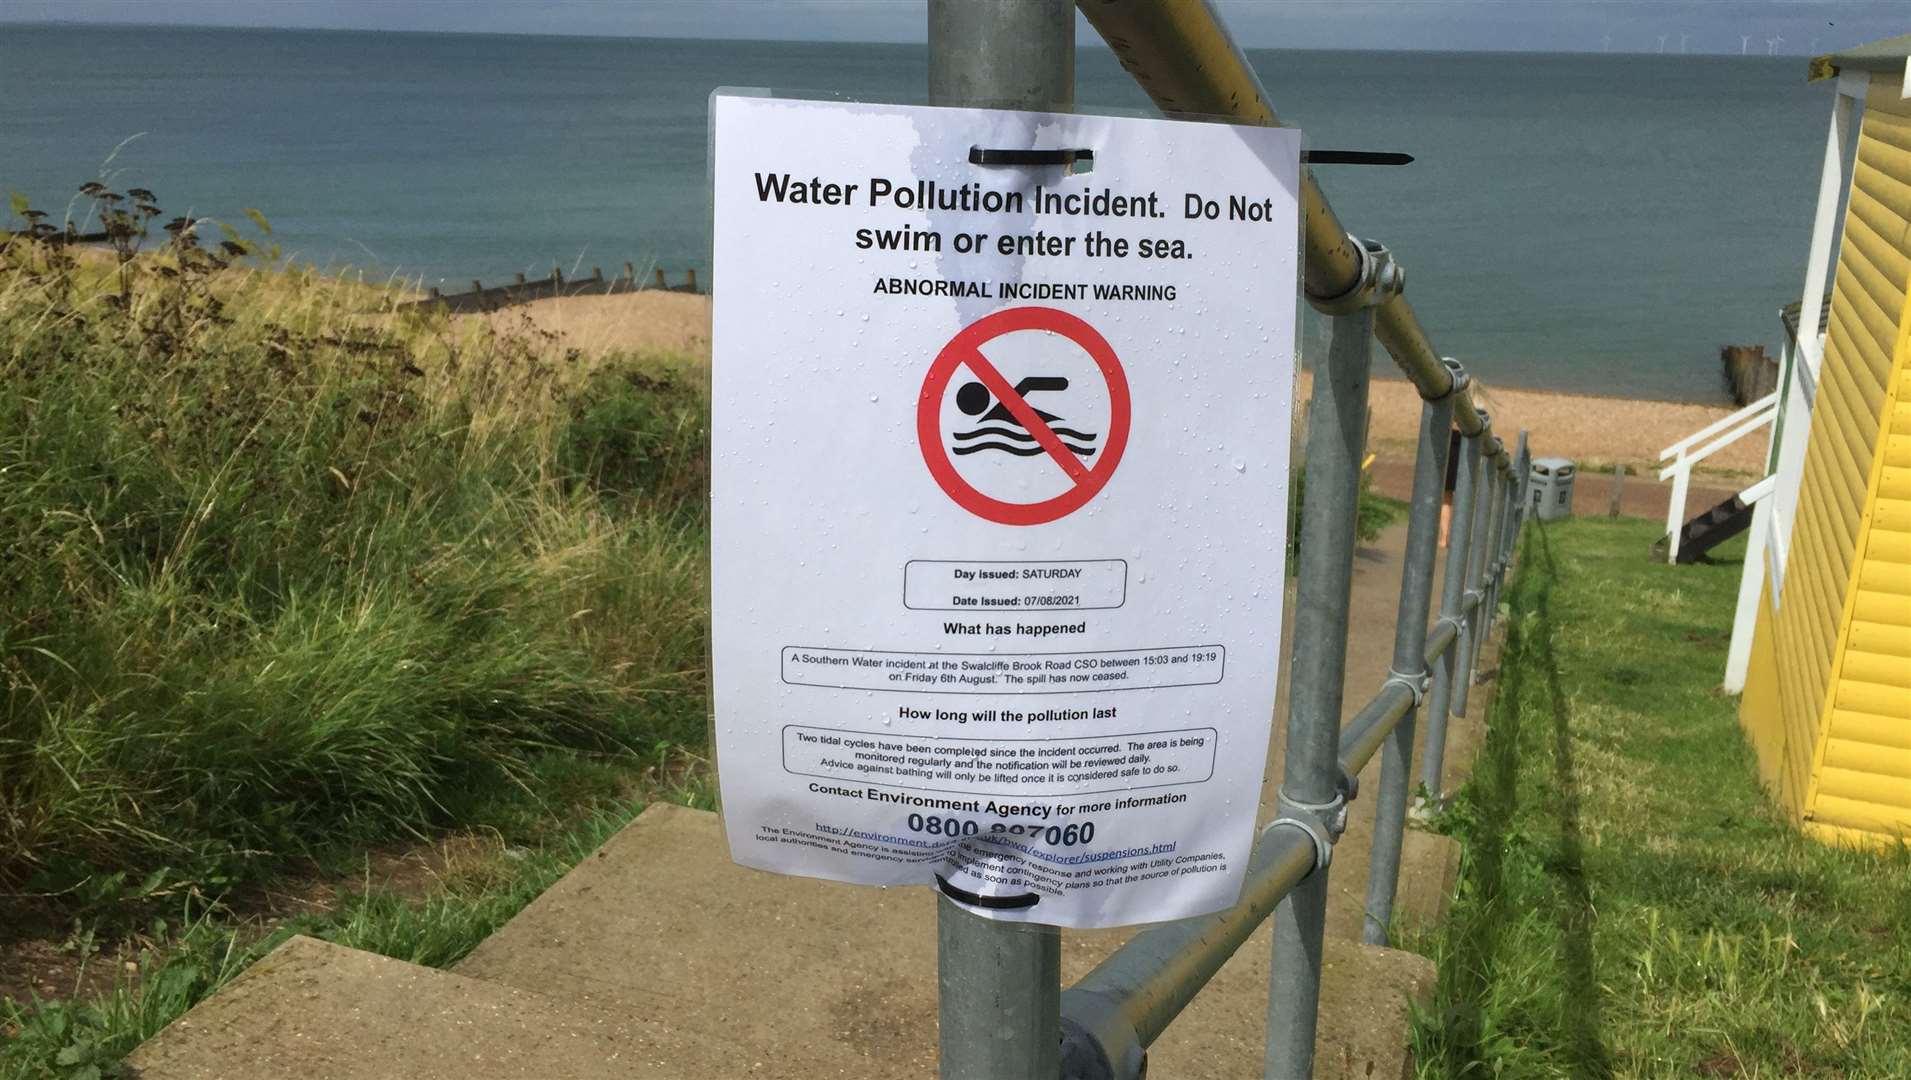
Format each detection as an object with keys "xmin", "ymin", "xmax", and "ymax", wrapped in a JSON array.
[
  {"xmin": 1719, "ymin": 344, "xmax": 1779, "ymax": 407},
  {"xmin": 409, "ymin": 263, "xmax": 701, "ymax": 314}
]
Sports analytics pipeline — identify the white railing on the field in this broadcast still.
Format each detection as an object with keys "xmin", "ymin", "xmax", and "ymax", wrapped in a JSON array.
[
  {"xmin": 1723, "ymin": 475, "xmax": 1779, "ymax": 691},
  {"xmin": 1658, "ymin": 390, "xmax": 1779, "ymax": 563}
]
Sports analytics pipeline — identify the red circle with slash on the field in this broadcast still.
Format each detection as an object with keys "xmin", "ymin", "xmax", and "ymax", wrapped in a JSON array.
[{"xmin": 917, "ymin": 307, "xmax": 1131, "ymax": 526}]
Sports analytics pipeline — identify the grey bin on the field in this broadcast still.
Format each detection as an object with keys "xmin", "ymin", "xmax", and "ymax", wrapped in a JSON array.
[{"xmin": 1528, "ymin": 457, "xmax": 1577, "ymax": 521}]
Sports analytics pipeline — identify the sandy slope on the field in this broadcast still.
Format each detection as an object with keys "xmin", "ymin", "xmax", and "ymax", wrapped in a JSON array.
[
  {"xmin": 481, "ymin": 291, "xmax": 1763, "ymax": 478},
  {"xmin": 470, "ymin": 291, "xmax": 711, "ymax": 362},
  {"xmin": 1335, "ymin": 372, "xmax": 1768, "ymax": 478}
]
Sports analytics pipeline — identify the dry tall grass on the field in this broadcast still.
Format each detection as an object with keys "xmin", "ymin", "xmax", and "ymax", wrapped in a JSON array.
[{"xmin": 0, "ymin": 201, "xmax": 709, "ymax": 902}]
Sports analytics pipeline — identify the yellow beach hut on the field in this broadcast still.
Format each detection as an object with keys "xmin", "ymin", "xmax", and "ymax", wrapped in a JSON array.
[{"xmin": 1728, "ymin": 35, "xmax": 1911, "ymax": 846}]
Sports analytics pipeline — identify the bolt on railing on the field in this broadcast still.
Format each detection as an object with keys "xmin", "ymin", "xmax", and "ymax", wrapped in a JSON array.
[{"xmin": 926, "ymin": 2, "xmax": 1536, "ymax": 1078}]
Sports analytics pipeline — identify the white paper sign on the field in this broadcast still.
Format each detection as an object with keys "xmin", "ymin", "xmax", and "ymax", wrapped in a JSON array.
[{"xmin": 710, "ymin": 93, "xmax": 1301, "ymax": 928}]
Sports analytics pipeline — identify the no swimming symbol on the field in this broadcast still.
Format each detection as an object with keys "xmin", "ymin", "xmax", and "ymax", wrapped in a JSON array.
[{"xmin": 917, "ymin": 307, "xmax": 1131, "ymax": 526}]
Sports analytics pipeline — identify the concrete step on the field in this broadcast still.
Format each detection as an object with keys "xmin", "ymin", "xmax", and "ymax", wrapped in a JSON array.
[
  {"xmin": 128, "ymin": 517, "xmax": 1484, "ymax": 1078},
  {"xmin": 126, "ymin": 806, "xmax": 1442, "ymax": 1080},
  {"xmin": 125, "ymin": 935, "xmax": 748, "ymax": 1079},
  {"xmin": 458, "ymin": 802, "xmax": 940, "ymax": 1079},
  {"xmin": 456, "ymin": 801, "xmax": 1437, "ymax": 1079}
]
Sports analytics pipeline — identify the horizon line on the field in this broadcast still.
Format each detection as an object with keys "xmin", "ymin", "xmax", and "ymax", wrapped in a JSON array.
[{"xmin": 0, "ymin": 18, "xmax": 1820, "ymax": 57}]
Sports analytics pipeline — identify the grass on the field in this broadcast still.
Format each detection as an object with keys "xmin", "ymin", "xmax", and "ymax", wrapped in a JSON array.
[
  {"xmin": 1415, "ymin": 517, "xmax": 1911, "ymax": 1078},
  {"xmin": 0, "ymin": 793, "xmax": 726, "ymax": 1080},
  {"xmin": 0, "ymin": 194, "xmax": 715, "ymax": 1077}
]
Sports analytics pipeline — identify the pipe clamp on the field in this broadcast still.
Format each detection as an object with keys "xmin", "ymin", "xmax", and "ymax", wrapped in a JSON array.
[
  {"xmin": 1432, "ymin": 358, "xmax": 1470, "ymax": 402},
  {"xmin": 1307, "ymin": 236, "xmax": 1404, "ymax": 314},
  {"xmin": 1385, "ymin": 666, "xmax": 1430, "ymax": 707},
  {"xmin": 1268, "ymin": 807, "xmax": 1336, "ymax": 870},
  {"xmin": 1272, "ymin": 770, "xmax": 1358, "ymax": 870}
]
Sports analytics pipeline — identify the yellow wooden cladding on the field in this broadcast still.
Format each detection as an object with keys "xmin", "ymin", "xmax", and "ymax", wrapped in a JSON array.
[
  {"xmin": 1841, "ymin": 650, "xmax": 1911, "ymax": 688},
  {"xmin": 1741, "ymin": 72, "xmax": 1911, "ymax": 845}
]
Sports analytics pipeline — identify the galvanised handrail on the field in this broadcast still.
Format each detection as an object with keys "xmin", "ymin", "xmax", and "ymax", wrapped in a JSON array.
[
  {"xmin": 1060, "ymin": 413, "xmax": 1526, "ymax": 1080},
  {"xmin": 1073, "ymin": 0, "xmax": 1503, "ymax": 450},
  {"xmin": 925, "ymin": 3, "xmax": 1532, "ymax": 1078}
]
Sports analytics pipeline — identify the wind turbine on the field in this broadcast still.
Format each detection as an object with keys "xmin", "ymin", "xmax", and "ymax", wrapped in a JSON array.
[
  {"xmin": 1740, "ymin": 34, "xmax": 1751, "ymax": 55},
  {"xmin": 1679, "ymin": 33, "xmax": 1690, "ymax": 54},
  {"xmin": 1767, "ymin": 35, "xmax": 1784, "ymax": 56},
  {"xmin": 1602, "ymin": 32, "xmax": 1613, "ymax": 53},
  {"xmin": 1658, "ymin": 33, "xmax": 1668, "ymax": 54}
]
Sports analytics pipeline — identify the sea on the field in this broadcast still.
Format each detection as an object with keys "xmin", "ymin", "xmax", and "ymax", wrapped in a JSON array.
[{"xmin": 0, "ymin": 24, "xmax": 1838, "ymax": 402}]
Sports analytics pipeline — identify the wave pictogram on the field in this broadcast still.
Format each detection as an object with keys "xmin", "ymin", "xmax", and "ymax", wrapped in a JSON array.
[{"xmin": 952, "ymin": 427, "xmax": 1097, "ymax": 456}]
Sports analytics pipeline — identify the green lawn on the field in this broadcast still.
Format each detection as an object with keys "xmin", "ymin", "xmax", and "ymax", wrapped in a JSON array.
[{"xmin": 1416, "ymin": 517, "xmax": 1911, "ymax": 1077}]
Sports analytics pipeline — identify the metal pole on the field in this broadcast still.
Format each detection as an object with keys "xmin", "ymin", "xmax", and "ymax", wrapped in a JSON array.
[
  {"xmin": 1489, "ymin": 467, "xmax": 1508, "ymax": 618},
  {"xmin": 1268, "ymin": 305, "xmax": 1373, "ymax": 1080},
  {"xmin": 1492, "ymin": 458, "xmax": 1510, "ymax": 613},
  {"xmin": 1419, "ymin": 400, "xmax": 1480, "ymax": 808},
  {"xmin": 1490, "ymin": 447, "xmax": 1511, "ymax": 613},
  {"xmin": 1361, "ymin": 387, "xmax": 1453, "ymax": 945},
  {"xmin": 930, "ymin": 0, "xmax": 1074, "ymax": 109},
  {"xmin": 1478, "ymin": 459, "xmax": 1507, "ymax": 634},
  {"xmin": 1515, "ymin": 431, "xmax": 1531, "ymax": 546},
  {"xmin": 928, "ymin": 3, "xmax": 1072, "ymax": 1077},
  {"xmin": 939, "ymin": 913, "xmax": 1063, "ymax": 1080},
  {"xmin": 1497, "ymin": 432, "xmax": 1528, "ymax": 608},
  {"xmin": 1450, "ymin": 438, "xmax": 1494, "ymax": 718}
]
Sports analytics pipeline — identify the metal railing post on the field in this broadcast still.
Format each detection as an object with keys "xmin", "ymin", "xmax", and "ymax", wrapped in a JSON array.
[
  {"xmin": 1497, "ymin": 432, "xmax": 1528, "ymax": 607},
  {"xmin": 1267, "ymin": 295, "xmax": 1376, "ymax": 1080},
  {"xmin": 1493, "ymin": 448, "xmax": 1510, "ymax": 602},
  {"xmin": 1450, "ymin": 436, "xmax": 1495, "ymax": 715},
  {"xmin": 939, "ymin": 911, "xmax": 1063, "ymax": 1080},
  {"xmin": 1488, "ymin": 451, "xmax": 1510, "ymax": 626},
  {"xmin": 1515, "ymin": 431, "xmax": 1532, "ymax": 542},
  {"xmin": 927, "ymin": 2, "xmax": 1072, "ymax": 1076},
  {"xmin": 1482, "ymin": 462, "xmax": 1498, "ymax": 623},
  {"xmin": 1479, "ymin": 455, "xmax": 1508, "ymax": 632},
  {"xmin": 1360, "ymin": 380, "xmax": 1454, "ymax": 945},
  {"xmin": 929, "ymin": 0, "xmax": 1074, "ymax": 109},
  {"xmin": 1488, "ymin": 469, "xmax": 1507, "ymax": 618},
  {"xmin": 1419, "ymin": 403, "xmax": 1481, "ymax": 808}
]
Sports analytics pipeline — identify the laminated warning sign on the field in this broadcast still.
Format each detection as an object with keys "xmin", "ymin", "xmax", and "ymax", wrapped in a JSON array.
[{"xmin": 710, "ymin": 93, "xmax": 1302, "ymax": 928}]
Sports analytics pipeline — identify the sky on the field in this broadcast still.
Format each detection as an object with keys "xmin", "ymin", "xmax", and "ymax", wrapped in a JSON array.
[{"xmin": 0, "ymin": 0, "xmax": 1906, "ymax": 54}]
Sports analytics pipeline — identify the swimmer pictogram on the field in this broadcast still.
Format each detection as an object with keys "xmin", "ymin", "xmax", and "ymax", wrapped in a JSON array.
[{"xmin": 951, "ymin": 376, "xmax": 1100, "ymax": 459}]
